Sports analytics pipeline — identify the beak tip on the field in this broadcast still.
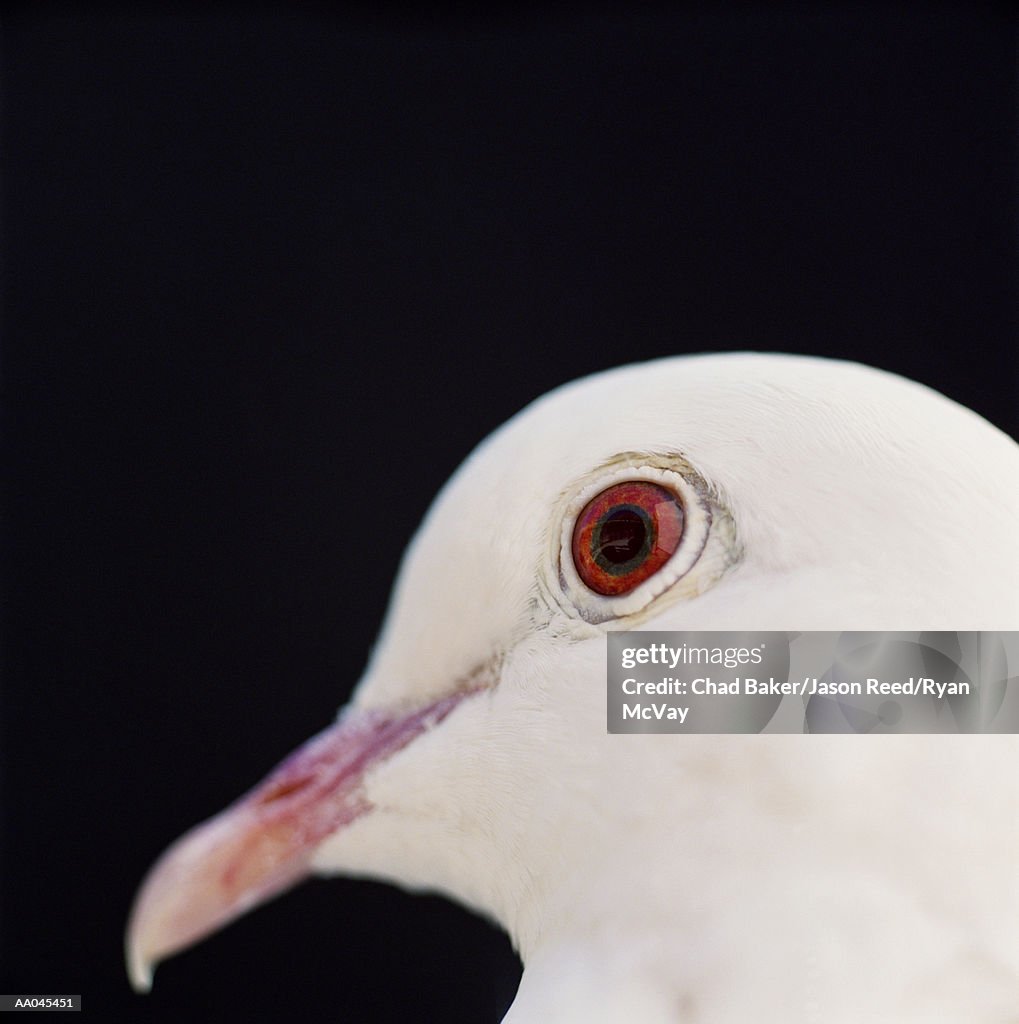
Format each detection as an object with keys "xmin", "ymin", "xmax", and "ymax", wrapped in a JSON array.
[{"xmin": 126, "ymin": 937, "xmax": 154, "ymax": 994}]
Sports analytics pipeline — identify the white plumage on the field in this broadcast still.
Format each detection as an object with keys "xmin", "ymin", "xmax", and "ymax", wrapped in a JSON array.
[{"xmin": 129, "ymin": 353, "xmax": 1019, "ymax": 1021}]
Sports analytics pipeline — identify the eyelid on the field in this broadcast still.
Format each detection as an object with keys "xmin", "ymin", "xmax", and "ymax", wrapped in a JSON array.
[{"xmin": 553, "ymin": 460, "xmax": 717, "ymax": 625}]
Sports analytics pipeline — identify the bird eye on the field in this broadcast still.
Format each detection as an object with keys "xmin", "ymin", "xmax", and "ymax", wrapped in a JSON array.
[
  {"xmin": 570, "ymin": 481, "xmax": 685, "ymax": 596},
  {"xmin": 553, "ymin": 458, "xmax": 737, "ymax": 625}
]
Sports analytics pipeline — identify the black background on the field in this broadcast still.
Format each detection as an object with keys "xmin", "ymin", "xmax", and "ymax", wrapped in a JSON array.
[{"xmin": 3, "ymin": 4, "xmax": 1016, "ymax": 1022}]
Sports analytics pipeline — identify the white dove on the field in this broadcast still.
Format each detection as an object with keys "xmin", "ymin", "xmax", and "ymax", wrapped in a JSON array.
[{"xmin": 128, "ymin": 353, "xmax": 1019, "ymax": 1022}]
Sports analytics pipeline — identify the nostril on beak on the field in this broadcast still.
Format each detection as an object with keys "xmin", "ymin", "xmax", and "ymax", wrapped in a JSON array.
[{"xmin": 257, "ymin": 775, "xmax": 314, "ymax": 805}]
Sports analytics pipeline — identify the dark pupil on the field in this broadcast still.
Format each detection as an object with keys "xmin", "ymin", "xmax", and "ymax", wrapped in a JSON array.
[{"xmin": 593, "ymin": 506, "xmax": 653, "ymax": 574}]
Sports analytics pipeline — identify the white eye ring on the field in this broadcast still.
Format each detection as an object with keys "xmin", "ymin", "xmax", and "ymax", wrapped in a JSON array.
[{"xmin": 549, "ymin": 455, "xmax": 736, "ymax": 626}]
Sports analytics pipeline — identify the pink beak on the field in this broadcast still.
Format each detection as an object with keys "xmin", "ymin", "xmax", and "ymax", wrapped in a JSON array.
[{"xmin": 126, "ymin": 689, "xmax": 474, "ymax": 992}]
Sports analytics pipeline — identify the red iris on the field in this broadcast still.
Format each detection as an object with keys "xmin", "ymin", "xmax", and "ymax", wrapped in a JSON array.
[{"xmin": 570, "ymin": 481, "xmax": 685, "ymax": 596}]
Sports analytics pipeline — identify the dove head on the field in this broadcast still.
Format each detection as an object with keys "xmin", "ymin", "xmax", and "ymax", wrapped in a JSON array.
[{"xmin": 127, "ymin": 353, "xmax": 1019, "ymax": 1001}]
